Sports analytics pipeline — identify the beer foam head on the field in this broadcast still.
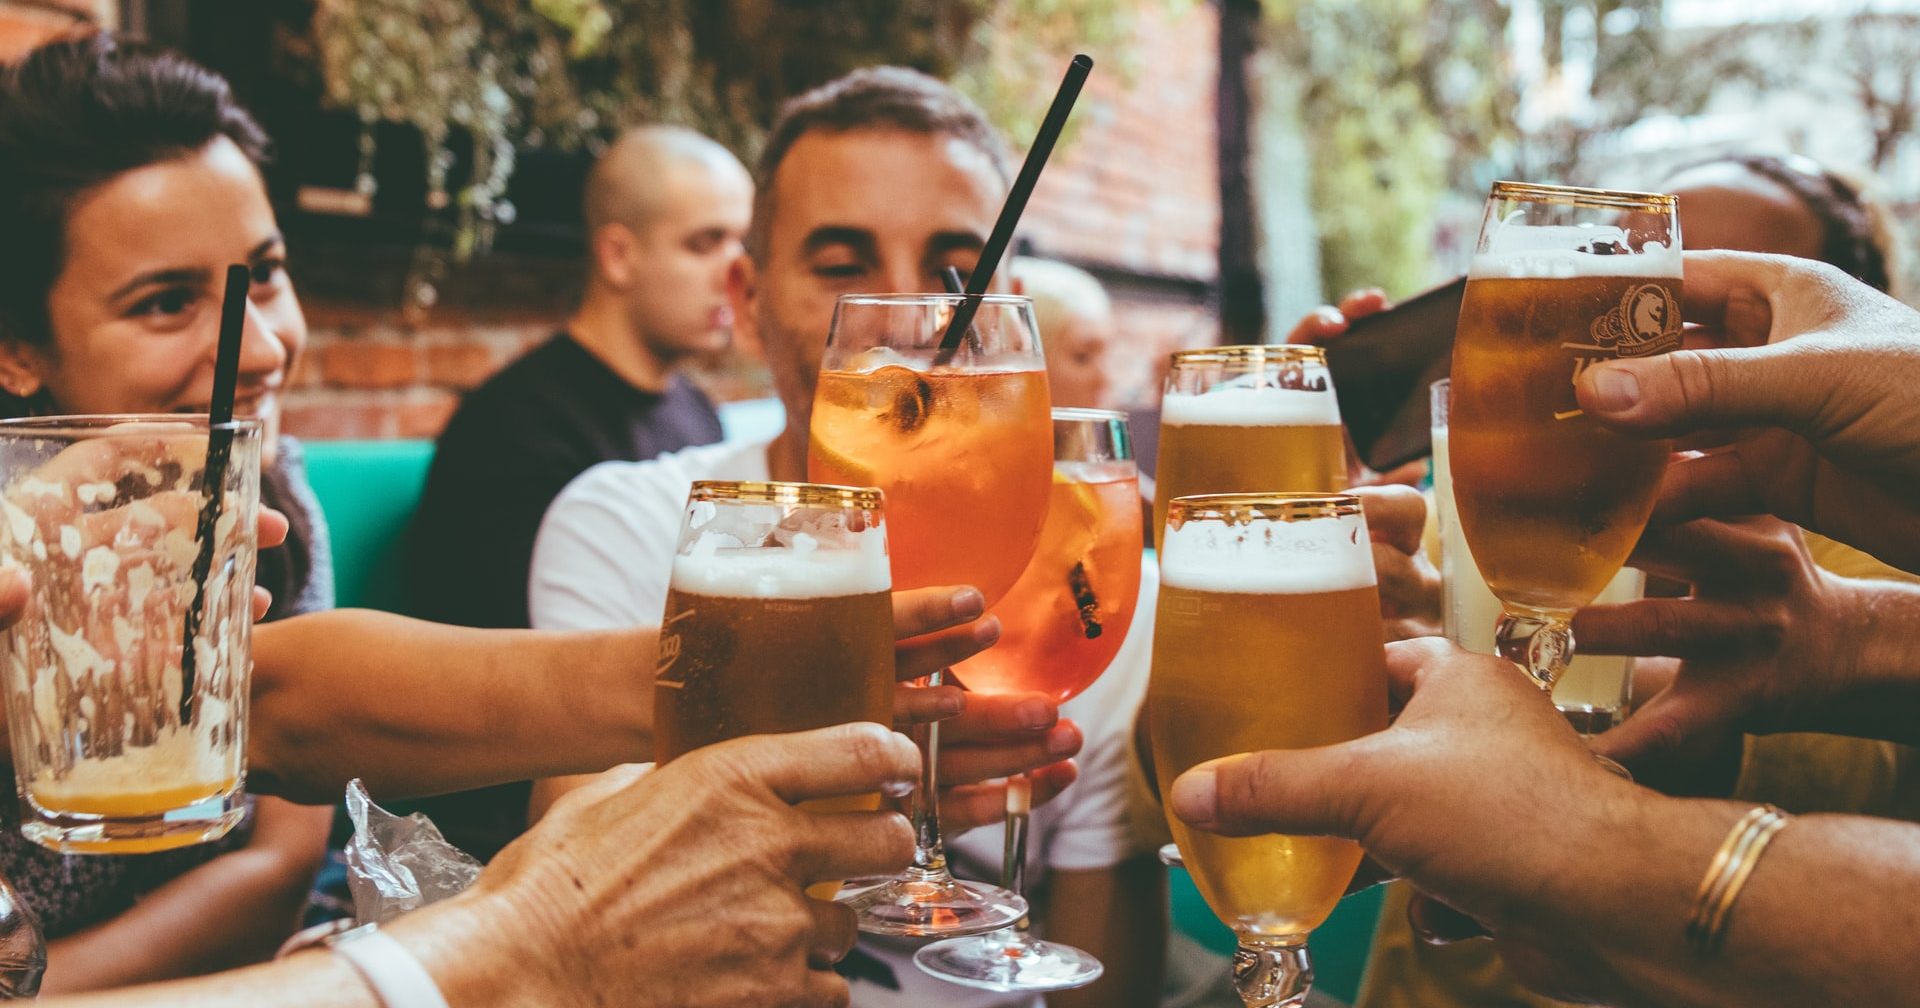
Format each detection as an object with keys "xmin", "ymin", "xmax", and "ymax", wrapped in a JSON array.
[
  {"xmin": 674, "ymin": 527, "xmax": 891, "ymax": 599},
  {"xmin": 1161, "ymin": 385, "xmax": 1340, "ymax": 427},
  {"xmin": 1473, "ymin": 221, "xmax": 1682, "ymax": 279},
  {"xmin": 1160, "ymin": 508, "xmax": 1376, "ymax": 594}
]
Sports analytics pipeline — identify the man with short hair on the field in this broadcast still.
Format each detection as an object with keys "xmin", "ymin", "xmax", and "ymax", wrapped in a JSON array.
[
  {"xmin": 528, "ymin": 67, "xmax": 1167, "ymax": 1008},
  {"xmin": 405, "ymin": 125, "xmax": 752, "ymax": 859}
]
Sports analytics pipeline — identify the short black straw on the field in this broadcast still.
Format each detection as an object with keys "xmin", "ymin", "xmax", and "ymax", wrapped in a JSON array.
[
  {"xmin": 941, "ymin": 265, "xmax": 966, "ymax": 295},
  {"xmin": 935, "ymin": 54, "xmax": 1092, "ymax": 358},
  {"xmin": 178, "ymin": 264, "xmax": 249, "ymax": 724}
]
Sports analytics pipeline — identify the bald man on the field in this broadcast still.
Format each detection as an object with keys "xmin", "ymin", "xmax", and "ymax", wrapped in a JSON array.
[{"xmin": 404, "ymin": 126, "xmax": 751, "ymax": 859}]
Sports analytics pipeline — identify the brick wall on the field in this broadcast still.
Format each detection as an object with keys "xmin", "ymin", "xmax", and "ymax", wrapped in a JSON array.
[{"xmin": 283, "ymin": 2, "xmax": 1224, "ymax": 440}]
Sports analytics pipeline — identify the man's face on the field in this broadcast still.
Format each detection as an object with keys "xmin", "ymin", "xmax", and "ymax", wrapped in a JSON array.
[
  {"xmin": 622, "ymin": 157, "xmax": 753, "ymax": 359},
  {"xmin": 736, "ymin": 128, "xmax": 1007, "ymax": 425}
]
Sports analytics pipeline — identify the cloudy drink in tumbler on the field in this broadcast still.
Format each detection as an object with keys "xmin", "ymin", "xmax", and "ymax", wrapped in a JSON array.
[
  {"xmin": 1149, "ymin": 494, "xmax": 1387, "ymax": 1004},
  {"xmin": 1153, "ymin": 346, "xmax": 1345, "ymax": 549}
]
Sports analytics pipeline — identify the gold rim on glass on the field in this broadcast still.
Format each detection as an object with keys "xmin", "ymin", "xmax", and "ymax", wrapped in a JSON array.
[
  {"xmin": 1168, "ymin": 344, "xmax": 1327, "ymax": 371},
  {"xmin": 690, "ymin": 479, "xmax": 884, "ymax": 510},
  {"xmin": 1166, "ymin": 492, "xmax": 1361, "ymax": 528},
  {"xmin": 1488, "ymin": 180, "xmax": 1677, "ymax": 211}
]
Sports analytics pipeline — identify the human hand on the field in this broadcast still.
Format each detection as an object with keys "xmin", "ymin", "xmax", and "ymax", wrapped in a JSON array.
[
  {"xmin": 441, "ymin": 724, "xmax": 918, "ymax": 1008},
  {"xmin": 1576, "ymin": 250, "xmax": 1920, "ymax": 572},
  {"xmin": 1580, "ymin": 515, "xmax": 1916, "ymax": 768},
  {"xmin": 1167, "ymin": 637, "xmax": 1644, "ymax": 1004},
  {"xmin": 886, "ymin": 584, "xmax": 1081, "ymax": 832},
  {"xmin": 1350, "ymin": 484, "xmax": 1442, "ymax": 641},
  {"xmin": 1283, "ymin": 288, "xmax": 1389, "ymax": 345}
]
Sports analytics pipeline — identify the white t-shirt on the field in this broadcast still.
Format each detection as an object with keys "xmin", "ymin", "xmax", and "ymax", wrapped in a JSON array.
[{"xmin": 530, "ymin": 437, "xmax": 1159, "ymax": 1007}]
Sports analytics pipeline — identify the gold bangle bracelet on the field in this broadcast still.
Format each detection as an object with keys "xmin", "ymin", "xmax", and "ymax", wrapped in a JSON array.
[{"xmin": 1685, "ymin": 804, "xmax": 1792, "ymax": 956}]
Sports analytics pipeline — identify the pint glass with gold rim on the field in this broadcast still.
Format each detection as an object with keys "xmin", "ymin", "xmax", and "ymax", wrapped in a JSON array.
[{"xmin": 1154, "ymin": 346, "xmax": 1346, "ymax": 549}]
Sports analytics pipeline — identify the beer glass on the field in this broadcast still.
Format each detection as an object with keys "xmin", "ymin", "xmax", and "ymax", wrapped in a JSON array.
[
  {"xmin": 1150, "ymin": 493, "xmax": 1387, "ymax": 1008},
  {"xmin": 0, "ymin": 416, "xmax": 260, "ymax": 853},
  {"xmin": 1450, "ymin": 181, "xmax": 1681, "ymax": 689},
  {"xmin": 1432, "ymin": 379, "xmax": 1642, "ymax": 732},
  {"xmin": 653, "ymin": 480, "xmax": 896, "ymax": 898},
  {"xmin": 810, "ymin": 293, "xmax": 1052, "ymax": 936},
  {"xmin": 1153, "ymin": 346, "xmax": 1346, "ymax": 548},
  {"xmin": 917, "ymin": 407, "xmax": 1143, "ymax": 992}
]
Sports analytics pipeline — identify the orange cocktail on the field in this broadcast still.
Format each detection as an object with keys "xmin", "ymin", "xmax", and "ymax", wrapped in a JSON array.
[{"xmin": 953, "ymin": 461, "xmax": 1141, "ymax": 702}]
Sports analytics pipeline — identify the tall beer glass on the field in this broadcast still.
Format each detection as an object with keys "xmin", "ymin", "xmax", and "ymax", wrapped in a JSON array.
[
  {"xmin": 1154, "ymin": 346, "xmax": 1345, "ymax": 548},
  {"xmin": 654, "ymin": 480, "xmax": 895, "ymax": 899},
  {"xmin": 1150, "ymin": 494, "xmax": 1388, "ymax": 1008},
  {"xmin": 0, "ymin": 417, "xmax": 260, "ymax": 853},
  {"xmin": 1451, "ymin": 182, "xmax": 1681, "ymax": 689},
  {"xmin": 1431, "ymin": 379, "xmax": 1642, "ymax": 732},
  {"xmin": 917, "ymin": 408, "xmax": 1143, "ymax": 992},
  {"xmin": 810, "ymin": 294, "xmax": 1051, "ymax": 937}
]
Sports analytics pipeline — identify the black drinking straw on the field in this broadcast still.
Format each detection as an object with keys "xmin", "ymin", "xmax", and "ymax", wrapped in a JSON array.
[
  {"xmin": 934, "ymin": 54, "xmax": 1092, "ymax": 361},
  {"xmin": 178, "ymin": 264, "xmax": 249, "ymax": 724}
]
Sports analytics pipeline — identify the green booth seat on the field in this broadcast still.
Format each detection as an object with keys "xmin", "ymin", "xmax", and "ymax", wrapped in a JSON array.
[
  {"xmin": 1169, "ymin": 864, "xmax": 1383, "ymax": 1005},
  {"xmin": 300, "ymin": 439, "xmax": 436, "ymax": 613}
]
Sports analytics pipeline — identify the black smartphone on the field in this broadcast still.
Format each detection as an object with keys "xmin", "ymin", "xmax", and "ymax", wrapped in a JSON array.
[{"xmin": 1322, "ymin": 275, "xmax": 1464, "ymax": 473}]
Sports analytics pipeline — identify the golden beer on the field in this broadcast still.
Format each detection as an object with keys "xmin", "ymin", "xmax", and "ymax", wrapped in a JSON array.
[
  {"xmin": 1449, "ymin": 181, "xmax": 1682, "ymax": 688},
  {"xmin": 1153, "ymin": 346, "xmax": 1346, "ymax": 548},
  {"xmin": 653, "ymin": 481, "xmax": 896, "ymax": 898},
  {"xmin": 1150, "ymin": 495, "xmax": 1387, "ymax": 946},
  {"xmin": 1452, "ymin": 273, "xmax": 1677, "ymax": 613}
]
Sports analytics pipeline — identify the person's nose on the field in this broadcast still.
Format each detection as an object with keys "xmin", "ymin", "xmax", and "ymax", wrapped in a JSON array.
[{"xmin": 233, "ymin": 301, "xmax": 289, "ymax": 383}]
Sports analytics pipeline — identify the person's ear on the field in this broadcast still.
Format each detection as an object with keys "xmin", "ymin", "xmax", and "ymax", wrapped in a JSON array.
[
  {"xmin": 0, "ymin": 341, "xmax": 46, "ymax": 400},
  {"xmin": 728, "ymin": 256, "xmax": 763, "ymax": 360},
  {"xmin": 592, "ymin": 223, "xmax": 640, "ymax": 290}
]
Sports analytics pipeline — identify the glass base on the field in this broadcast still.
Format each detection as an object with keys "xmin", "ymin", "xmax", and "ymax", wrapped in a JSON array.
[
  {"xmin": 838, "ymin": 868, "xmax": 1028, "ymax": 938},
  {"xmin": 1233, "ymin": 935, "xmax": 1312, "ymax": 1007},
  {"xmin": 915, "ymin": 931, "xmax": 1104, "ymax": 992},
  {"xmin": 18, "ymin": 786, "xmax": 244, "ymax": 855},
  {"xmin": 1159, "ymin": 842, "xmax": 1185, "ymax": 868}
]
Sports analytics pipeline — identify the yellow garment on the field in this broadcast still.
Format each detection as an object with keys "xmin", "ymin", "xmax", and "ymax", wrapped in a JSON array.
[{"xmin": 1356, "ymin": 533, "xmax": 1920, "ymax": 1008}]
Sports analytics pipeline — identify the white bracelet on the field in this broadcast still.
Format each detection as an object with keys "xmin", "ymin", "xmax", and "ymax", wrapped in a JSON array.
[{"xmin": 327, "ymin": 924, "xmax": 452, "ymax": 1008}]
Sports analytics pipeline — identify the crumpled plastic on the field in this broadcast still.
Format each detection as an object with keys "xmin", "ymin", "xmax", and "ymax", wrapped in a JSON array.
[
  {"xmin": 0, "ymin": 872, "xmax": 43, "ymax": 999},
  {"xmin": 344, "ymin": 779, "xmax": 483, "ymax": 924}
]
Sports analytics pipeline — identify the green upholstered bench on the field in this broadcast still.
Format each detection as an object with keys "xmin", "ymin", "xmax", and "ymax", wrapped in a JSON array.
[{"xmin": 301, "ymin": 439, "xmax": 435, "ymax": 612}]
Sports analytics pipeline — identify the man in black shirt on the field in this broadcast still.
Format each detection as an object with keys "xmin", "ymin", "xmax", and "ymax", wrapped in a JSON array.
[
  {"xmin": 409, "ymin": 125, "xmax": 751, "ymax": 632},
  {"xmin": 404, "ymin": 126, "xmax": 750, "ymax": 861}
]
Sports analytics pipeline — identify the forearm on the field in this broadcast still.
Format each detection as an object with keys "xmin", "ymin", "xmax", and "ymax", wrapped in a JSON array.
[
  {"xmin": 1043, "ymin": 859, "xmax": 1166, "ymax": 1008},
  {"xmin": 1807, "ymin": 577, "xmax": 1920, "ymax": 745},
  {"xmin": 1535, "ymin": 791, "xmax": 1920, "ymax": 1007},
  {"xmin": 41, "ymin": 895, "xmax": 528, "ymax": 1008},
  {"xmin": 251, "ymin": 609, "xmax": 654, "ymax": 803},
  {"xmin": 42, "ymin": 799, "xmax": 329, "ymax": 992}
]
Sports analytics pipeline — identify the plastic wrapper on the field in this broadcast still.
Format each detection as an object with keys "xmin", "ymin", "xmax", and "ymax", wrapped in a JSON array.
[
  {"xmin": 344, "ymin": 779, "xmax": 482, "ymax": 923},
  {"xmin": 0, "ymin": 872, "xmax": 44, "ymax": 998}
]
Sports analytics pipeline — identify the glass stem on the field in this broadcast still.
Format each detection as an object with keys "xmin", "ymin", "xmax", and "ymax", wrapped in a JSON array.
[
  {"xmin": 908, "ymin": 671, "xmax": 950, "ymax": 874},
  {"xmin": 1495, "ymin": 609, "xmax": 1574, "ymax": 690},
  {"xmin": 1232, "ymin": 935, "xmax": 1312, "ymax": 1007},
  {"xmin": 1001, "ymin": 771, "xmax": 1033, "ymax": 935}
]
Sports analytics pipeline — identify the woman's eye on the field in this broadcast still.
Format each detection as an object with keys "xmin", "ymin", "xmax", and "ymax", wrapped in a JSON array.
[
  {"xmin": 130, "ymin": 288, "xmax": 195, "ymax": 319},
  {"xmin": 250, "ymin": 258, "xmax": 287, "ymax": 285}
]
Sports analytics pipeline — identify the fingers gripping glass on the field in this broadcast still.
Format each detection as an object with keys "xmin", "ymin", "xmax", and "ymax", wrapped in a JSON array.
[
  {"xmin": 811, "ymin": 293, "xmax": 1052, "ymax": 937},
  {"xmin": 916, "ymin": 408, "xmax": 1143, "ymax": 991},
  {"xmin": 1449, "ymin": 182, "xmax": 1681, "ymax": 689}
]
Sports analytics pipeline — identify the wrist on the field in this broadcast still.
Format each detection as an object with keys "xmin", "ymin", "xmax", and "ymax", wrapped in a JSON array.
[
  {"xmin": 1807, "ymin": 577, "xmax": 1920, "ymax": 744},
  {"xmin": 384, "ymin": 894, "xmax": 543, "ymax": 1008}
]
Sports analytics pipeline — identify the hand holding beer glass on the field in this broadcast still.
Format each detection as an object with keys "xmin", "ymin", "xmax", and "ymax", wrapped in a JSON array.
[
  {"xmin": 1450, "ymin": 182, "xmax": 1682, "ymax": 689},
  {"xmin": 1150, "ymin": 494, "xmax": 1389, "ymax": 1008},
  {"xmin": 916, "ymin": 407, "xmax": 1143, "ymax": 992},
  {"xmin": 809, "ymin": 293, "xmax": 1052, "ymax": 936},
  {"xmin": 0, "ymin": 416, "xmax": 260, "ymax": 853},
  {"xmin": 653, "ymin": 480, "xmax": 897, "ymax": 900}
]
